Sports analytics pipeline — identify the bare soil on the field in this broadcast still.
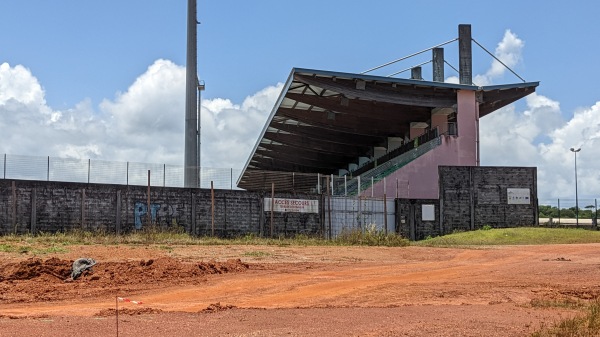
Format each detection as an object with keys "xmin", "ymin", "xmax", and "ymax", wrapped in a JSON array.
[{"xmin": 2, "ymin": 243, "xmax": 600, "ymax": 336}]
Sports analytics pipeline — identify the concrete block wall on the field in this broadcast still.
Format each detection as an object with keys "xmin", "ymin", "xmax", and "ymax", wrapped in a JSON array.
[
  {"xmin": 439, "ymin": 166, "xmax": 537, "ymax": 235},
  {"xmin": 396, "ymin": 199, "xmax": 440, "ymax": 240},
  {"xmin": 0, "ymin": 180, "xmax": 322, "ymax": 237}
]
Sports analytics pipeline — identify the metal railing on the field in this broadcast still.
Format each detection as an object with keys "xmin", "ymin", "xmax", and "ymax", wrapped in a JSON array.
[{"xmin": 0, "ymin": 154, "xmax": 242, "ymax": 190}]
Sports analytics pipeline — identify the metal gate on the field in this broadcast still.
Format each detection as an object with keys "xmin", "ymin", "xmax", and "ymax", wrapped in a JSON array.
[{"xmin": 323, "ymin": 196, "xmax": 395, "ymax": 238}]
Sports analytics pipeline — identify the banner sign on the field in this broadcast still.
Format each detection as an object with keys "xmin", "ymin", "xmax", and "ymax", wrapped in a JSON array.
[
  {"xmin": 264, "ymin": 198, "xmax": 319, "ymax": 213},
  {"xmin": 507, "ymin": 188, "xmax": 531, "ymax": 205}
]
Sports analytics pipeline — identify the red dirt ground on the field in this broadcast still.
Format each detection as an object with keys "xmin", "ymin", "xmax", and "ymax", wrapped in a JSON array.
[{"xmin": 1, "ymin": 243, "xmax": 600, "ymax": 336}]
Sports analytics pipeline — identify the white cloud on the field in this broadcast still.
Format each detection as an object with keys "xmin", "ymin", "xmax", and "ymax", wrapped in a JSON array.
[
  {"xmin": 1, "ymin": 27, "xmax": 599, "ymax": 200},
  {"xmin": 476, "ymin": 30, "xmax": 600, "ymax": 202},
  {"xmin": 200, "ymin": 84, "xmax": 283, "ymax": 168},
  {"xmin": 0, "ymin": 60, "xmax": 279, "ymax": 179},
  {"xmin": 446, "ymin": 30, "xmax": 525, "ymax": 86}
]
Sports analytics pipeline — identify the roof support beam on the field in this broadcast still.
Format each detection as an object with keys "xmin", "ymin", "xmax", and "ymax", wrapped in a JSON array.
[
  {"xmin": 264, "ymin": 132, "xmax": 369, "ymax": 156},
  {"xmin": 294, "ymin": 74, "xmax": 456, "ymax": 107}
]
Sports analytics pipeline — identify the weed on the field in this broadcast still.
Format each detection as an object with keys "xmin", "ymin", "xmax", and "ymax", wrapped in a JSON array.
[
  {"xmin": 530, "ymin": 298, "xmax": 585, "ymax": 309},
  {"xmin": 334, "ymin": 225, "xmax": 409, "ymax": 247},
  {"xmin": 531, "ymin": 298, "xmax": 600, "ymax": 336}
]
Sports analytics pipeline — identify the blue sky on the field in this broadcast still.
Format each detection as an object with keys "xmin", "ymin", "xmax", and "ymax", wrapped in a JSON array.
[{"xmin": 1, "ymin": 1, "xmax": 599, "ymax": 202}]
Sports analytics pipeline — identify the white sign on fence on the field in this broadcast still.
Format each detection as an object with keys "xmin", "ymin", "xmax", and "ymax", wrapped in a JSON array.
[
  {"xmin": 507, "ymin": 188, "xmax": 531, "ymax": 205},
  {"xmin": 264, "ymin": 198, "xmax": 319, "ymax": 213},
  {"xmin": 422, "ymin": 204, "xmax": 435, "ymax": 221}
]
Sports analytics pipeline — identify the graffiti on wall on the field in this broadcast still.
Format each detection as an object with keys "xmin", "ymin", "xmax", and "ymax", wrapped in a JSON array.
[{"xmin": 134, "ymin": 201, "xmax": 179, "ymax": 229}]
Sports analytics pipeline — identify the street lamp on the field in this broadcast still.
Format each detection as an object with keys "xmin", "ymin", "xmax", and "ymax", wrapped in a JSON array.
[{"xmin": 570, "ymin": 147, "xmax": 581, "ymax": 227}]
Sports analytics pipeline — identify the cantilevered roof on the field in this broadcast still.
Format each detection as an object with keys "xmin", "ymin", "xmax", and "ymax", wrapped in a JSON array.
[{"xmin": 238, "ymin": 68, "xmax": 538, "ymax": 191}]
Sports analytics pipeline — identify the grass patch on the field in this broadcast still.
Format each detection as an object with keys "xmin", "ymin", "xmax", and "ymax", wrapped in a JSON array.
[
  {"xmin": 531, "ymin": 299, "xmax": 600, "ymax": 336},
  {"xmin": 530, "ymin": 298, "xmax": 586, "ymax": 309},
  {"xmin": 334, "ymin": 225, "xmax": 410, "ymax": 247},
  {"xmin": 0, "ymin": 243, "xmax": 18, "ymax": 253},
  {"xmin": 0, "ymin": 227, "xmax": 408, "ymax": 249},
  {"xmin": 415, "ymin": 227, "xmax": 600, "ymax": 247}
]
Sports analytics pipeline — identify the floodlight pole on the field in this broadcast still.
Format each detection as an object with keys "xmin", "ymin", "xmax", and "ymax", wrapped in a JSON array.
[
  {"xmin": 570, "ymin": 147, "xmax": 581, "ymax": 227},
  {"xmin": 184, "ymin": 0, "xmax": 200, "ymax": 188}
]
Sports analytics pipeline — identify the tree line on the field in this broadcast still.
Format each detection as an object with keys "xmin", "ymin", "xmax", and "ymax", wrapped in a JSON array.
[{"xmin": 539, "ymin": 205, "xmax": 598, "ymax": 219}]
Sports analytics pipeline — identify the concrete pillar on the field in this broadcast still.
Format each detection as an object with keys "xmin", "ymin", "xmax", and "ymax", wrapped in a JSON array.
[
  {"xmin": 373, "ymin": 147, "xmax": 387, "ymax": 159},
  {"xmin": 411, "ymin": 67, "xmax": 423, "ymax": 80},
  {"xmin": 409, "ymin": 122, "xmax": 428, "ymax": 139},
  {"xmin": 456, "ymin": 90, "xmax": 479, "ymax": 165},
  {"xmin": 387, "ymin": 137, "xmax": 403, "ymax": 151},
  {"xmin": 459, "ymin": 24, "xmax": 472, "ymax": 85},
  {"xmin": 432, "ymin": 48, "xmax": 444, "ymax": 82}
]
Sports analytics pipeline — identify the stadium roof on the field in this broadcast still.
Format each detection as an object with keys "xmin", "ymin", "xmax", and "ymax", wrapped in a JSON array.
[{"xmin": 237, "ymin": 67, "xmax": 538, "ymax": 191}]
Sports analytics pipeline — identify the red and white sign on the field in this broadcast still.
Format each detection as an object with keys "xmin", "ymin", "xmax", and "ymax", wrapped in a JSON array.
[{"xmin": 264, "ymin": 198, "xmax": 319, "ymax": 213}]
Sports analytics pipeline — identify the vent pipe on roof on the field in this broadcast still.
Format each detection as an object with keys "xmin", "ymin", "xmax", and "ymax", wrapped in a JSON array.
[
  {"xmin": 458, "ymin": 24, "xmax": 472, "ymax": 85},
  {"xmin": 432, "ymin": 48, "xmax": 444, "ymax": 82}
]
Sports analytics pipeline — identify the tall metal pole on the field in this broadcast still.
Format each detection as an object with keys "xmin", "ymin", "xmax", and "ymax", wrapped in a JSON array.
[
  {"xmin": 570, "ymin": 147, "xmax": 581, "ymax": 227},
  {"xmin": 184, "ymin": 0, "xmax": 199, "ymax": 188}
]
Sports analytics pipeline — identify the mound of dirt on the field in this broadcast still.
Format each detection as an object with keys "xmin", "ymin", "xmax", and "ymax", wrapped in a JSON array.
[
  {"xmin": 0, "ymin": 257, "xmax": 71, "ymax": 282},
  {"xmin": 201, "ymin": 302, "xmax": 237, "ymax": 313},
  {"xmin": 95, "ymin": 307, "xmax": 163, "ymax": 317},
  {"xmin": 0, "ymin": 257, "xmax": 249, "ymax": 304}
]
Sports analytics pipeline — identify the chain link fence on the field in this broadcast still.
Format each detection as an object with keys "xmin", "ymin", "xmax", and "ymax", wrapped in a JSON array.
[
  {"xmin": 538, "ymin": 198, "xmax": 599, "ymax": 225},
  {"xmin": 0, "ymin": 154, "xmax": 242, "ymax": 190}
]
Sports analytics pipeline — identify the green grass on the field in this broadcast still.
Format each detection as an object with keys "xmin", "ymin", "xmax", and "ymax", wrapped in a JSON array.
[
  {"xmin": 531, "ymin": 299, "xmax": 600, "ymax": 336},
  {"xmin": 414, "ymin": 227, "xmax": 600, "ymax": 247},
  {"xmin": 0, "ymin": 227, "xmax": 409, "ymax": 248},
  {"xmin": 2, "ymin": 227, "xmax": 600, "ymax": 251}
]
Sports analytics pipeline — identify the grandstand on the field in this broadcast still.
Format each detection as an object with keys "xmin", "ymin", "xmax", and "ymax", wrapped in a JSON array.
[{"xmin": 237, "ymin": 25, "xmax": 538, "ymax": 198}]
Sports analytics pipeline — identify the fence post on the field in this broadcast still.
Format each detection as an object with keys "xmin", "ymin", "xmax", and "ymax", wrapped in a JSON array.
[
  {"xmin": 47, "ymin": 156, "xmax": 50, "ymax": 181},
  {"xmin": 126, "ymin": 162, "xmax": 129, "ymax": 186},
  {"xmin": 116, "ymin": 190, "xmax": 121, "ymax": 235},
  {"xmin": 384, "ymin": 192, "xmax": 388, "ymax": 234},
  {"xmin": 327, "ymin": 176, "xmax": 332, "ymax": 239},
  {"xmin": 81, "ymin": 188, "xmax": 86, "ymax": 230},
  {"xmin": 211, "ymin": 181, "xmax": 215, "ymax": 237},
  {"xmin": 317, "ymin": 173, "xmax": 320, "ymax": 194},
  {"xmin": 191, "ymin": 192, "xmax": 196, "ymax": 236},
  {"xmin": 12, "ymin": 181, "xmax": 17, "ymax": 234},
  {"xmin": 87, "ymin": 159, "xmax": 91, "ymax": 184},
  {"xmin": 230, "ymin": 168, "xmax": 233, "ymax": 190},
  {"xmin": 3, "ymin": 153, "xmax": 6, "ymax": 179},
  {"xmin": 147, "ymin": 170, "xmax": 151, "ymax": 226},
  {"xmin": 31, "ymin": 188, "xmax": 37, "ymax": 234},
  {"xmin": 270, "ymin": 182, "xmax": 275, "ymax": 237},
  {"xmin": 163, "ymin": 164, "xmax": 166, "ymax": 188},
  {"xmin": 558, "ymin": 199, "xmax": 561, "ymax": 225}
]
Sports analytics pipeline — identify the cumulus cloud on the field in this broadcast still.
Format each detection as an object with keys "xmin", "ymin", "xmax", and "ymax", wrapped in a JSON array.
[
  {"xmin": 1, "ymin": 27, "xmax": 599, "ymax": 199},
  {"xmin": 200, "ymin": 84, "xmax": 282, "ymax": 168},
  {"xmin": 446, "ymin": 30, "xmax": 525, "ymax": 86},
  {"xmin": 0, "ymin": 60, "xmax": 278, "ymax": 183},
  {"xmin": 476, "ymin": 30, "xmax": 600, "ymax": 201}
]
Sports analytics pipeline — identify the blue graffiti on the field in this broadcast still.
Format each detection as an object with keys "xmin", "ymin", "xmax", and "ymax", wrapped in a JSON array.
[{"xmin": 134, "ymin": 202, "xmax": 161, "ymax": 229}]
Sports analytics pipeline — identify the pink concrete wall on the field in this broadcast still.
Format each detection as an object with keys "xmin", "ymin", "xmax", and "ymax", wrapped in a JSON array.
[{"xmin": 364, "ymin": 90, "xmax": 479, "ymax": 199}]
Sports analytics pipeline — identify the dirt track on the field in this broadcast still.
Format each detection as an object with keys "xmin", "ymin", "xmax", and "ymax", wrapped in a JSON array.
[{"xmin": 2, "ymin": 243, "xmax": 600, "ymax": 336}]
